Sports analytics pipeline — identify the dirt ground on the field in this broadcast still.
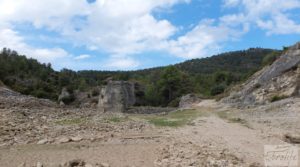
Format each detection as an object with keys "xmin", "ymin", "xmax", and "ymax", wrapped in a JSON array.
[{"xmin": 0, "ymin": 99, "xmax": 300, "ymax": 167}]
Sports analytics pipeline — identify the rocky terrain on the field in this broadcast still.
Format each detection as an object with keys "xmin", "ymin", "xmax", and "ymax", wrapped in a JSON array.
[
  {"xmin": 223, "ymin": 42, "xmax": 300, "ymax": 106},
  {"xmin": 0, "ymin": 86, "xmax": 56, "ymax": 109},
  {"xmin": 0, "ymin": 43, "xmax": 300, "ymax": 167},
  {"xmin": 0, "ymin": 83, "xmax": 300, "ymax": 166}
]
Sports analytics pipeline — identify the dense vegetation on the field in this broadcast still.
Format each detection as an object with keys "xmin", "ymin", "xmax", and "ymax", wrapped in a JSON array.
[{"xmin": 0, "ymin": 47, "xmax": 279, "ymax": 106}]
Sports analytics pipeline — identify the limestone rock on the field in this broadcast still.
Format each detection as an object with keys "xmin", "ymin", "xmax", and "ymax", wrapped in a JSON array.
[
  {"xmin": 17, "ymin": 163, "xmax": 26, "ymax": 167},
  {"xmin": 0, "ymin": 86, "xmax": 56, "ymax": 109},
  {"xmin": 98, "ymin": 81, "xmax": 136, "ymax": 112},
  {"xmin": 57, "ymin": 136, "xmax": 71, "ymax": 144},
  {"xmin": 257, "ymin": 43, "xmax": 300, "ymax": 84},
  {"xmin": 37, "ymin": 139, "xmax": 48, "ymax": 145},
  {"xmin": 63, "ymin": 159, "xmax": 85, "ymax": 167},
  {"xmin": 223, "ymin": 42, "xmax": 300, "ymax": 106},
  {"xmin": 58, "ymin": 87, "xmax": 72, "ymax": 104},
  {"xmin": 179, "ymin": 94, "xmax": 201, "ymax": 109},
  {"xmin": 71, "ymin": 136, "xmax": 83, "ymax": 142},
  {"xmin": 98, "ymin": 163, "xmax": 110, "ymax": 167},
  {"xmin": 85, "ymin": 164, "xmax": 93, "ymax": 167},
  {"xmin": 284, "ymin": 134, "xmax": 300, "ymax": 144},
  {"xmin": 36, "ymin": 162, "xmax": 43, "ymax": 167}
]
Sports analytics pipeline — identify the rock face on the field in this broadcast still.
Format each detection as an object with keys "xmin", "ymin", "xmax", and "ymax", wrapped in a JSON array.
[
  {"xmin": 58, "ymin": 87, "xmax": 71, "ymax": 103},
  {"xmin": 223, "ymin": 42, "xmax": 300, "ymax": 106},
  {"xmin": 0, "ymin": 86, "xmax": 56, "ymax": 108},
  {"xmin": 179, "ymin": 94, "xmax": 201, "ymax": 109},
  {"xmin": 98, "ymin": 81, "xmax": 136, "ymax": 112},
  {"xmin": 71, "ymin": 89, "xmax": 100, "ymax": 108}
]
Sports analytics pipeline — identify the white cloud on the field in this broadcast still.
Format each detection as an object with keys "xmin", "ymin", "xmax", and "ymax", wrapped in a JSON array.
[
  {"xmin": 74, "ymin": 54, "xmax": 91, "ymax": 60},
  {"xmin": 0, "ymin": 0, "xmax": 300, "ymax": 70},
  {"xmin": 0, "ymin": 0, "xmax": 89, "ymax": 33},
  {"xmin": 104, "ymin": 56, "xmax": 140, "ymax": 70},
  {"xmin": 223, "ymin": 0, "xmax": 240, "ymax": 7},
  {"xmin": 0, "ymin": 28, "xmax": 69, "ymax": 63},
  {"xmin": 257, "ymin": 13, "xmax": 300, "ymax": 35},
  {"xmin": 223, "ymin": 0, "xmax": 300, "ymax": 35},
  {"xmin": 0, "ymin": 0, "xmax": 190, "ymax": 68},
  {"xmin": 166, "ymin": 19, "xmax": 247, "ymax": 58}
]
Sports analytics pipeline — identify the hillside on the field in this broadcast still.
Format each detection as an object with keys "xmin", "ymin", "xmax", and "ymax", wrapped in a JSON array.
[
  {"xmin": 176, "ymin": 48, "xmax": 274, "ymax": 74},
  {"xmin": 0, "ymin": 47, "xmax": 277, "ymax": 106},
  {"xmin": 223, "ymin": 42, "xmax": 300, "ymax": 106}
]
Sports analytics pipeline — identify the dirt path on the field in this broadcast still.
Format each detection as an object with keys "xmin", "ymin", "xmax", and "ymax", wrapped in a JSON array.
[
  {"xmin": 168, "ymin": 115, "xmax": 285, "ymax": 165},
  {"xmin": 0, "ymin": 99, "xmax": 299, "ymax": 167},
  {"xmin": 0, "ymin": 141, "xmax": 160, "ymax": 167}
]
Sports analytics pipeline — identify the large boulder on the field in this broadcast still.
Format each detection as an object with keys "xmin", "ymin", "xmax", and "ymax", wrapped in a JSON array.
[
  {"xmin": 58, "ymin": 88, "xmax": 74, "ymax": 105},
  {"xmin": 98, "ymin": 81, "xmax": 136, "ymax": 112},
  {"xmin": 179, "ymin": 94, "xmax": 201, "ymax": 109}
]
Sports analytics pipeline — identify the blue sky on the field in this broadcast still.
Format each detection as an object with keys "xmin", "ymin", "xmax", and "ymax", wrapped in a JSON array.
[{"xmin": 0, "ymin": 0, "xmax": 299, "ymax": 71}]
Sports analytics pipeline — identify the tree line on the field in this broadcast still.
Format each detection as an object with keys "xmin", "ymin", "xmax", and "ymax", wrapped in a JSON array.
[{"xmin": 0, "ymin": 47, "xmax": 280, "ymax": 107}]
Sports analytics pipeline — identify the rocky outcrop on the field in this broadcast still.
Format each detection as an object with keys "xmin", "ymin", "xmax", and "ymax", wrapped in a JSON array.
[
  {"xmin": 58, "ymin": 88, "xmax": 75, "ymax": 105},
  {"xmin": 257, "ymin": 42, "xmax": 300, "ymax": 84},
  {"xmin": 98, "ymin": 81, "xmax": 136, "ymax": 112},
  {"xmin": 0, "ymin": 86, "xmax": 56, "ymax": 108},
  {"xmin": 179, "ymin": 94, "xmax": 201, "ymax": 109},
  {"xmin": 70, "ymin": 89, "xmax": 100, "ymax": 108},
  {"xmin": 223, "ymin": 42, "xmax": 300, "ymax": 106}
]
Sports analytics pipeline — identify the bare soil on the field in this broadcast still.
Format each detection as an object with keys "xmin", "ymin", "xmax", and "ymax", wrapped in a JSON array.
[{"xmin": 0, "ymin": 98, "xmax": 300, "ymax": 167}]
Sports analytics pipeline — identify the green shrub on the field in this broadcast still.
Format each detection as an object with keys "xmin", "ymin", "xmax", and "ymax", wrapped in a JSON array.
[
  {"xmin": 211, "ymin": 84, "xmax": 226, "ymax": 96},
  {"xmin": 55, "ymin": 118, "xmax": 87, "ymax": 125},
  {"xmin": 270, "ymin": 95, "xmax": 287, "ymax": 102},
  {"xmin": 145, "ymin": 109, "xmax": 202, "ymax": 127},
  {"xmin": 262, "ymin": 51, "xmax": 281, "ymax": 66},
  {"xmin": 32, "ymin": 89, "xmax": 48, "ymax": 98},
  {"xmin": 168, "ymin": 98, "xmax": 180, "ymax": 107}
]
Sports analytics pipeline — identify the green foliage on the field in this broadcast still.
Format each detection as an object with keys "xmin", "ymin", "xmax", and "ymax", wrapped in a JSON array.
[
  {"xmin": 145, "ymin": 83, "xmax": 162, "ymax": 106},
  {"xmin": 176, "ymin": 48, "xmax": 274, "ymax": 75},
  {"xmin": 262, "ymin": 51, "xmax": 282, "ymax": 66},
  {"xmin": 270, "ymin": 95, "xmax": 288, "ymax": 102},
  {"xmin": 0, "ymin": 47, "xmax": 277, "ymax": 106},
  {"xmin": 104, "ymin": 116, "xmax": 130, "ymax": 123},
  {"xmin": 158, "ymin": 66, "xmax": 183, "ymax": 105},
  {"xmin": 168, "ymin": 98, "xmax": 180, "ymax": 107},
  {"xmin": 0, "ymin": 48, "xmax": 59, "ymax": 100},
  {"xmin": 210, "ymin": 84, "xmax": 226, "ymax": 96},
  {"xmin": 144, "ymin": 109, "xmax": 206, "ymax": 127},
  {"xmin": 55, "ymin": 118, "xmax": 87, "ymax": 125},
  {"xmin": 283, "ymin": 46, "xmax": 289, "ymax": 51}
]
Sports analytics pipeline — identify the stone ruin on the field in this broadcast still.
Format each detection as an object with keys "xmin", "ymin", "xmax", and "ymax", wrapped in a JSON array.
[{"xmin": 98, "ymin": 81, "xmax": 136, "ymax": 112}]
